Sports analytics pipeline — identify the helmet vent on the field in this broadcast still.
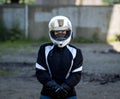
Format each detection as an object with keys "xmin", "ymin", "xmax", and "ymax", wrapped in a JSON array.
[{"xmin": 58, "ymin": 19, "xmax": 64, "ymax": 27}]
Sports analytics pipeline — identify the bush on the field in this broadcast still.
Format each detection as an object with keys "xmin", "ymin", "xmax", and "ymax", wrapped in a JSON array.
[
  {"xmin": 107, "ymin": 34, "xmax": 120, "ymax": 43},
  {"xmin": 9, "ymin": 22, "xmax": 24, "ymax": 41},
  {"xmin": 0, "ymin": 20, "xmax": 9, "ymax": 41},
  {"xmin": 0, "ymin": 20, "xmax": 24, "ymax": 42},
  {"xmin": 72, "ymin": 36, "xmax": 101, "ymax": 43},
  {"xmin": 115, "ymin": 34, "xmax": 120, "ymax": 41}
]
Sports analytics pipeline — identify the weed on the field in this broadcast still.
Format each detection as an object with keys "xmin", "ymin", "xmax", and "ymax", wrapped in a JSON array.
[
  {"xmin": 107, "ymin": 33, "xmax": 120, "ymax": 43},
  {"xmin": 0, "ymin": 20, "xmax": 9, "ymax": 41},
  {"xmin": 0, "ymin": 69, "xmax": 13, "ymax": 76},
  {"xmin": 0, "ymin": 20, "xmax": 24, "ymax": 42}
]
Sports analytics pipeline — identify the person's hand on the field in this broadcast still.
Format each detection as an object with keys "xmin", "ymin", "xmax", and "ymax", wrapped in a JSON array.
[
  {"xmin": 44, "ymin": 80, "xmax": 60, "ymax": 97},
  {"xmin": 55, "ymin": 83, "xmax": 71, "ymax": 99}
]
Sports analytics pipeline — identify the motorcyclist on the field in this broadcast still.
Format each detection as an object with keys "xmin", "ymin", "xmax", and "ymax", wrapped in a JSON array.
[{"xmin": 36, "ymin": 15, "xmax": 83, "ymax": 99}]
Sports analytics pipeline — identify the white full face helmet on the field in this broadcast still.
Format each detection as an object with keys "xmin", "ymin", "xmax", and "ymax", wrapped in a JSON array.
[{"xmin": 48, "ymin": 15, "xmax": 72, "ymax": 48}]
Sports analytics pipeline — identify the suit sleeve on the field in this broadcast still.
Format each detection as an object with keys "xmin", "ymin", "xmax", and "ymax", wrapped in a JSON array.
[
  {"xmin": 64, "ymin": 49, "xmax": 83, "ymax": 88},
  {"xmin": 36, "ymin": 45, "xmax": 52, "ymax": 85}
]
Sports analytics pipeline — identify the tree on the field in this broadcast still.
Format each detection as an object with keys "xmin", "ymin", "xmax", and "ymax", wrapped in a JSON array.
[
  {"xmin": 0, "ymin": 0, "xmax": 36, "ymax": 4},
  {"xmin": 103, "ymin": 0, "xmax": 120, "ymax": 5},
  {"xmin": 11, "ymin": 0, "xmax": 19, "ymax": 3}
]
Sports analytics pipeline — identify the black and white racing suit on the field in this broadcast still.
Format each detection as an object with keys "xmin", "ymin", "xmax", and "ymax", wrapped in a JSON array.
[{"xmin": 36, "ymin": 43, "xmax": 83, "ymax": 98}]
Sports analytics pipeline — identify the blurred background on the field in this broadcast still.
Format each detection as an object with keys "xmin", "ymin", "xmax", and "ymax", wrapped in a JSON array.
[{"xmin": 0, "ymin": 0, "xmax": 120, "ymax": 47}]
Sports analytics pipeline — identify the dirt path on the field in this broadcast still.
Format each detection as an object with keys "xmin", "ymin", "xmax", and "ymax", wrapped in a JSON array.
[{"xmin": 0, "ymin": 43, "xmax": 120, "ymax": 99}]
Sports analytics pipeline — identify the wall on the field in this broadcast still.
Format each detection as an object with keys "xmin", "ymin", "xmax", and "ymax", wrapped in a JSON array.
[
  {"xmin": 35, "ymin": 0, "xmax": 102, "ymax": 6},
  {"xmin": 28, "ymin": 5, "xmax": 113, "ymax": 41},
  {"xmin": 0, "ymin": 5, "xmax": 25, "ymax": 29},
  {"xmin": 0, "ymin": 4, "xmax": 120, "ymax": 41}
]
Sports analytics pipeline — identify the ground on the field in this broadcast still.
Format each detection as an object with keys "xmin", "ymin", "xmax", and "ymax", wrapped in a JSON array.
[{"xmin": 0, "ymin": 43, "xmax": 120, "ymax": 99}]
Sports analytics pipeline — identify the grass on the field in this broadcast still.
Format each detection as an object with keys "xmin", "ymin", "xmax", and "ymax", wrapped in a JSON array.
[
  {"xmin": 0, "ymin": 39, "xmax": 36, "ymax": 48},
  {"xmin": 0, "ymin": 36, "xmax": 104, "ymax": 51},
  {"xmin": 71, "ymin": 36, "xmax": 103, "ymax": 43},
  {"xmin": 0, "ymin": 39, "xmax": 51, "ymax": 54},
  {"xmin": 0, "ymin": 39, "xmax": 38, "ymax": 51},
  {"xmin": 0, "ymin": 37, "xmax": 50, "ymax": 48},
  {"xmin": 0, "ymin": 40, "xmax": 31, "ymax": 53},
  {"xmin": 0, "ymin": 69, "xmax": 13, "ymax": 76}
]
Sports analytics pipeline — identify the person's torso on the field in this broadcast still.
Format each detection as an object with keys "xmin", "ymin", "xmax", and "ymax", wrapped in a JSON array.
[
  {"xmin": 47, "ymin": 45, "xmax": 73, "ymax": 84},
  {"xmin": 41, "ymin": 43, "xmax": 78, "ymax": 97}
]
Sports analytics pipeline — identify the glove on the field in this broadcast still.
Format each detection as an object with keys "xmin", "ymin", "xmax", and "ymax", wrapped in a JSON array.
[
  {"xmin": 55, "ymin": 83, "xmax": 71, "ymax": 99},
  {"xmin": 44, "ymin": 80, "xmax": 60, "ymax": 97}
]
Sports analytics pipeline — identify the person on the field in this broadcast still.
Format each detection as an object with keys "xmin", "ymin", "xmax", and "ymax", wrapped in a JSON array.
[{"xmin": 35, "ymin": 15, "xmax": 83, "ymax": 99}]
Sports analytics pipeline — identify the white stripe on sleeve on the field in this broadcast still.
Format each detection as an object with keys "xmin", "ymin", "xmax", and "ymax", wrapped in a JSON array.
[
  {"xmin": 72, "ymin": 66, "xmax": 83, "ymax": 73},
  {"xmin": 36, "ymin": 63, "xmax": 46, "ymax": 70}
]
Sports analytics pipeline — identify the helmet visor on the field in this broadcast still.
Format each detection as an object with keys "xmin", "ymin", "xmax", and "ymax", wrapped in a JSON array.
[{"xmin": 50, "ymin": 30, "xmax": 71, "ymax": 41}]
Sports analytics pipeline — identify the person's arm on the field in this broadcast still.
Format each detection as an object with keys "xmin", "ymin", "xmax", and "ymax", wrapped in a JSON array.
[
  {"xmin": 35, "ymin": 45, "xmax": 60, "ymax": 97},
  {"xmin": 63, "ymin": 49, "xmax": 83, "ymax": 88},
  {"xmin": 36, "ymin": 44, "xmax": 53, "ymax": 84}
]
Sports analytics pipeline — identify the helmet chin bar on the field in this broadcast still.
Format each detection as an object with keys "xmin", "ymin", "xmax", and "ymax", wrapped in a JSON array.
[
  {"xmin": 57, "ymin": 42, "xmax": 64, "ymax": 48},
  {"xmin": 53, "ymin": 41, "xmax": 64, "ymax": 48},
  {"xmin": 50, "ymin": 35, "xmax": 71, "ymax": 48}
]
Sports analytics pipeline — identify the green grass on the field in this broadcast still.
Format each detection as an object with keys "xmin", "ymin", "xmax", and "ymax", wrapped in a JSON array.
[
  {"xmin": 0, "ymin": 39, "xmax": 38, "ymax": 50},
  {"xmin": 0, "ymin": 40, "xmax": 36, "ymax": 47},
  {"xmin": 0, "ymin": 37, "xmax": 50, "ymax": 48},
  {"xmin": 0, "ymin": 40, "xmax": 35, "ymax": 53},
  {"xmin": 71, "ymin": 36, "xmax": 103, "ymax": 43},
  {"xmin": 0, "ymin": 69, "xmax": 13, "ymax": 76},
  {"xmin": 0, "ymin": 38, "xmax": 51, "ymax": 53},
  {"xmin": 0, "ymin": 36, "xmax": 104, "ymax": 51}
]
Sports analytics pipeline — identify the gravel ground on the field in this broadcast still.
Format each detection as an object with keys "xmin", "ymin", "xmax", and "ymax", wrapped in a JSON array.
[{"xmin": 0, "ymin": 43, "xmax": 120, "ymax": 99}]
